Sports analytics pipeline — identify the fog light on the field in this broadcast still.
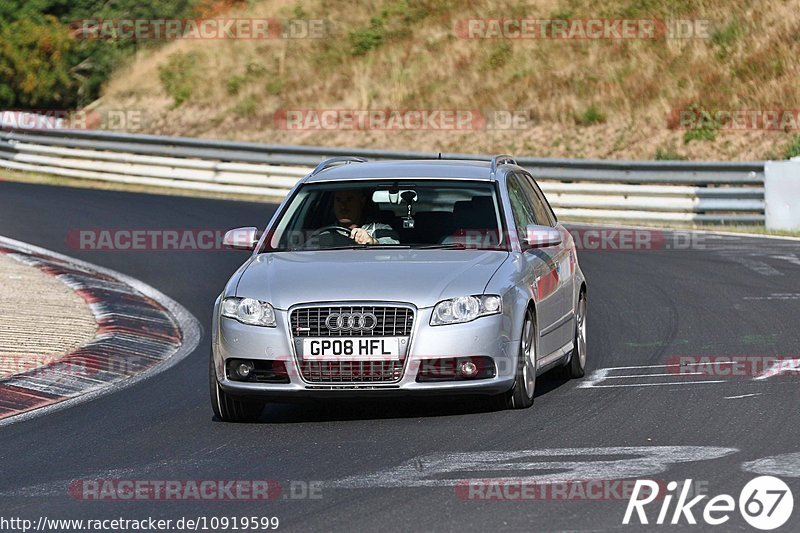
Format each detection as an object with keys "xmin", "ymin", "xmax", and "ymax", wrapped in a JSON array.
[
  {"xmin": 459, "ymin": 361, "xmax": 478, "ymax": 377},
  {"xmin": 226, "ymin": 359, "xmax": 290, "ymax": 383},
  {"xmin": 234, "ymin": 361, "xmax": 254, "ymax": 380},
  {"xmin": 416, "ymin": 356, "xmax": 496, "ymax": 382}
]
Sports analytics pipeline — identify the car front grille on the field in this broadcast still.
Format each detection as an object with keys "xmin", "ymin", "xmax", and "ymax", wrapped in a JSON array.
[
  {"xmin": 290, "ymin": 305, "xmax": 414, "ymax": 337},
  {"xmin": 290, "ymin": 304, "xmax": 414, "ymax": 384},
  {"xmin": 300, "ymin": 360, "xmax": 404, "ymax": 383}
]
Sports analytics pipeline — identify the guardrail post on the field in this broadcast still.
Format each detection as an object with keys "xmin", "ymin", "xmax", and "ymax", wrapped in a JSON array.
[{"xmin": 765, "ymin": 159, "xmax": 800, "ymax": 230}]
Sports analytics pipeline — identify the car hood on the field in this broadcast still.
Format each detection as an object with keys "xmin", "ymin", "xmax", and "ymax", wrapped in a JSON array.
[{"xmin": 235, "ymin": 249, "xmax": 510, "ymax": 309}]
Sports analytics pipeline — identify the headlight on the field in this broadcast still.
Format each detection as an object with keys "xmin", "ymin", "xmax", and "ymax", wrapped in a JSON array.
[
  {"xmin": 221, "ymin": 297, "xmax": 277, "ymax": 327},
  {"xmin": 430, "ymin": 295, "xmax": 502, "ymax": 326}
]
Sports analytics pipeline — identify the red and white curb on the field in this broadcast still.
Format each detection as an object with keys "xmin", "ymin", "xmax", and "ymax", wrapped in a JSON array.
[{"xmin": 0, "ymin": 235, "xmax": 200, "ymax": 427}]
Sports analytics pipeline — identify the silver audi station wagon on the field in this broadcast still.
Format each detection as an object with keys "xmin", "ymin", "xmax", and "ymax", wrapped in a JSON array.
[{"xmin": 211, "ymin": 155, "xmax": 587, "ymax": 421}]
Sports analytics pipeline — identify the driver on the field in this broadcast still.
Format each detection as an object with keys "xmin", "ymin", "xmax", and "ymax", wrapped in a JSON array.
[{"xmin": 333, "ymin": 189, "xmax": 399, "ymax": 245}]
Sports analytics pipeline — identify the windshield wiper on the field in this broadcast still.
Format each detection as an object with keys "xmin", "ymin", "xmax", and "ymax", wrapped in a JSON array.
[
  {"xmin": 295, "ymin": 244, "xmax": 411, "ymax": 251},
  {"xmin": 410, "ymin": 243, "xmax": 467, "ymax": 249},
  {"xmin": 270, "ymin": 244, "xmax": 473, "ymax": 252}
]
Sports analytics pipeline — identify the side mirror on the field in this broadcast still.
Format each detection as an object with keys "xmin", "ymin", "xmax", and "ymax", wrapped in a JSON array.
[
  {"xmin": 524, "ymin": 224, "xmax": 562, "ymax": 248},
  {"xmin": 223, "ymin": 227, "xmax": 259, "ymax": 250}
]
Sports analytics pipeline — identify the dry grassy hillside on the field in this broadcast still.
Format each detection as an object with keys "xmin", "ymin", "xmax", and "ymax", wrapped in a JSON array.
[{"xmin": 94, "ymin": 0, "xmax": 800, "ymax": 160}]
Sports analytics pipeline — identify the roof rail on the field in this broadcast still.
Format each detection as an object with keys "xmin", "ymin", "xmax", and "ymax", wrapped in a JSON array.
[
  {"xmin": 490, "ymin": 154, "xmax": 517, "ymax": 175},
  {"xmin": 310, "ymin": 156, "xmax": 367, "ymax": 176}
]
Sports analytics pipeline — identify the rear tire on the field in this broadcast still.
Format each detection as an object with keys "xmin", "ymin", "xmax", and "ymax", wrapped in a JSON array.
[
  {"xmin": 210, "ymin": 357, "xmax": 265, "ymax": 422},
  {"xmin": 560, "ymin": 290, "xmax": 587, "ymax": 379},
  {"xmin": 494, "ymin": 308, "xmax": 536, "ymax": 410}
]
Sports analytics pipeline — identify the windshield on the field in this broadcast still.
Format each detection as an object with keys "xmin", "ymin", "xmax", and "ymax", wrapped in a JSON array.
[{"xmin": 264, "ymin": 180, "xmax": 508, "ymax": 251}]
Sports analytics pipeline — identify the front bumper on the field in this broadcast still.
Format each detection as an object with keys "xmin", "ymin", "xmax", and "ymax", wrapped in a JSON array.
[{"xmin": 212, "ymin": 305, "xmax": 517, "ymax": 399}]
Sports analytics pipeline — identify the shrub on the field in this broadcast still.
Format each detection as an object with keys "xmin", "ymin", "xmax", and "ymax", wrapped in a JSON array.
[
  {"xmin": 576, "ymin": 105, "xmax": 606, "ymax": 126},
  {"xmin": 226, "ymin": 75, "xmax": 244, "ymax": 96},
  {"xmin": 234, "ymin": 96, "xmax": 257, "ymax": 117},
  {"xmin": 710, "ymin": 19, "xmax": 744, "ymax": 60},
  {"xmin": 1, "ymin": 0, "xmax": 202, "ymax": 109},
  {"xmin": 654, "ymin": 146, "xmax": 688, "ymax": 160},
  {"xmin": 785, "ymin": 135, "xmax": 800, "ymax": 159},
  {"xmin": 347, "ymin": 2, "xmax": 432, "ymax": 56},
  {"xmin": 683, "ymin": 127, "xmax": 717, "ymax": 144},
  {"xmin": 485, "ymin": 42, "xmax": 512, "ymax": 70},
  {"xmin": 158, "ymin": 52, "xmax": 199, "ymax": 107},
  {"xmin": 0, "ymin": 16, "xmax": 76, "ymax": 107},
  {"xmin": 682, "ymin": 104, "xmax": 719, "ymax": 144},
  {"xmin": 265, "ymin": 78, "xmax": 283, "ymax": 96},
  {"xmin": 349, "ymin": 17, "xmax": 386, "ymax": 56}
]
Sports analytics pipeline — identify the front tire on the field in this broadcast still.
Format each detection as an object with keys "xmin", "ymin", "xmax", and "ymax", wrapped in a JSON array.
[
  {"xmin": 494, "ymin": 308, "xmax": 536, "ymax": 410},
  {"xmin": 210, "ymin": 357, "xmax": 265, "ymax": 422},
  {"xmin": 561, "ymin": 290, "xmax": 587, "ymax": 379}
]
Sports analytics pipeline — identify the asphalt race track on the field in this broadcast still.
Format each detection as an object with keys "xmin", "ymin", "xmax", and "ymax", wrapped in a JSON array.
[{"xmin": 1, "ymin": 180, "xmax": 799, "ymax": 531}]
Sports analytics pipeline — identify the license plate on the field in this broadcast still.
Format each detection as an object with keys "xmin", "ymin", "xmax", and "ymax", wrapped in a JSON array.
[{"xmin": 302, "ymin": 338, "xmax": 400, "ymax": 361}]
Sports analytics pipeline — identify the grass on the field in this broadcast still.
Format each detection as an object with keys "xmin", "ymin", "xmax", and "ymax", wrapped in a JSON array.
[
  {"xmin": 711, "ymin": 226, "xmax": 800, "ymax": 238},
  {"xmin": 93, "ymin": 0, "xmax": 800, "ymax": 161}
]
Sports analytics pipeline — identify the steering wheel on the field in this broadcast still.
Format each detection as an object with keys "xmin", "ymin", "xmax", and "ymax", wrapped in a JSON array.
[
  {"xmin": 310, "ymin": 225, "xmax": 353, "ymax": 238},
  {"xmin": 305, "ymin": 225, "xmax": 354, "ymax": 247}
]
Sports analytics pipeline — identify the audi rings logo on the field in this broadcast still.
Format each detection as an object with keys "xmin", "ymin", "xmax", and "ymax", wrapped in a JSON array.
[{"xmin": 325, "ymin": 312, "xmax": 378, "ymax": 332}]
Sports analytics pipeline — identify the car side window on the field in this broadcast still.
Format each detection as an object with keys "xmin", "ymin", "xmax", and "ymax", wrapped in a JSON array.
[
  {"xmin": 524, "ymin": 174, "xmax": 558, "ymax": 226},
  {"xmin": 515, "ymin": 172, "xmax": 555, "ymax": 227},
  {"xmin": 506, "ymin": 175, "xmax": 537, "ymax": 237}
]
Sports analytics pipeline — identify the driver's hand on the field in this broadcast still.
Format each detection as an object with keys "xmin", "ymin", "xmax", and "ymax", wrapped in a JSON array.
[{"xmin": 350, "ymin": 228, "xmax": 378, "ymax": 245}]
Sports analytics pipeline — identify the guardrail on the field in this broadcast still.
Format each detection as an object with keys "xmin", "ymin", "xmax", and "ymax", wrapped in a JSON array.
[{"xmin": 0, "ymin": 127, "xmax": 766, "ymax": 224}]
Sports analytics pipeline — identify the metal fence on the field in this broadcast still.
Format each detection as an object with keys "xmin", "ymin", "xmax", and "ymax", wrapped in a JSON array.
[{"xmin": 0, "ymin": 127, "xmax": 766, "ymax": 224}]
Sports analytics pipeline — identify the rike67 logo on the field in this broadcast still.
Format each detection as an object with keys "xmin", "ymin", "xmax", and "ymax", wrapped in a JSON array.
[{"xmin": 623, "ymin": 476, "xmax": 794, "ymax": 530}]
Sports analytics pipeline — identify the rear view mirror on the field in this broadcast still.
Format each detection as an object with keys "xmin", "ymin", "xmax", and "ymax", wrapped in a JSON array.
[
  {"xmin": 372, "ymin": 189, "xmax": 417, "ymax": 205},
  {"xmin": 525, "ymin": 224, "xmax": 561, "ymax": 248},
  {"xmin": 223, "ymin": 227, "xmax": 259, "ymax": 250}
]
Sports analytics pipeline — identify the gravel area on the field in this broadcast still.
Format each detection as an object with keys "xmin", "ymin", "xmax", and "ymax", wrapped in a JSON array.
[{"xmin": 0, "ymin": 253, "xmax": 97, "ymax": 378}]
